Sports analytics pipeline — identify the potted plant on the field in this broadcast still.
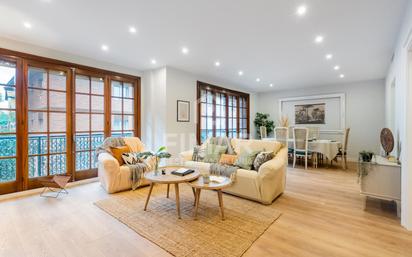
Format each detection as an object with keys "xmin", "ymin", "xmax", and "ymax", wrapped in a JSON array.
[
  {"xmin": 254, "ymin": 112, "xmax": 275, "ymax": 138},
  {"xmin": 138, "ymin": 146, "xmax": 171, "ymax": 175},
  {"xmin": 358, "ymin": 151, "xmax": 374, "ymax": 183}
]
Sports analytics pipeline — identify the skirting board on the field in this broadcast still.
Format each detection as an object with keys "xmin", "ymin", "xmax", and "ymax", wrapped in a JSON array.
[{"xmin": 0, "ymin": 177, "xmax": 99, "ymax": 202}]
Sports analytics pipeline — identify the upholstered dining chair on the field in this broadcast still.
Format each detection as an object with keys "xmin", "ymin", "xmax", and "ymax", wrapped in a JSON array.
[
  {"xmin": 293, "ymin": 127, "xmax": 311, "ymax": 170},
  {"xmin": 334, "ymin": 128, "xmax": 350, "ymax": 169}
]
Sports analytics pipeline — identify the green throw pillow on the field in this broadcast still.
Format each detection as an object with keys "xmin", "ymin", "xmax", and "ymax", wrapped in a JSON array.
[
  {"xmin": 234, "ymin": 150, "xmax": 261, "ymax": 170},
  {"xmin": 203, "ymin": 144, "xmax": 228, "ymax": 163}
]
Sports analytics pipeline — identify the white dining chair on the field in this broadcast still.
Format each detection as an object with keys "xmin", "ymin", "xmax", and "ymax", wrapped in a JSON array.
[
  {"xmin": 274, "ymin": 127, "xmax": 288, "ymax": 146},
  {"xmin": 308, "ymin": 127, "xmax": 320, "ymax": 140},
  {"xmin": 334, "ymin": 128, "xmax": 350, "ymax": 169},
  {"xmin": 293, "ymin": 127, "xmax": 311, "ymax": 170},
  {"xmin": 259, "ymin": 126, "xmax": 267, "ymax": 139}
]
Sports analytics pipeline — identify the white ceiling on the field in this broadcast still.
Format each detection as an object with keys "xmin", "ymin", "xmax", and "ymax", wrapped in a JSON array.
[{"xmin": 0, "ymin": 0, "xmax": 407, "ymax": 92}]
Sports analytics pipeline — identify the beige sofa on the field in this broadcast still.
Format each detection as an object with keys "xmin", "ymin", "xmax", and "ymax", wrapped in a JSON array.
[
  {"xmin": 98, "ymin": 137, "xmax": 153, "ymax": 193},
  {"xmin": 180, "ymin": 138, "xmax": 287, "ymax": 204}
]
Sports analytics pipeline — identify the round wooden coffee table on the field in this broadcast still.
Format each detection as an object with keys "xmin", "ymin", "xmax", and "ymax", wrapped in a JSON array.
[
  {"xmin": 189, "ymin": 176, "xmax": 232, "ymax": 220},
  {"xmin": 144, "ymin": 166, "xmax": 200, "ymax": 219}
]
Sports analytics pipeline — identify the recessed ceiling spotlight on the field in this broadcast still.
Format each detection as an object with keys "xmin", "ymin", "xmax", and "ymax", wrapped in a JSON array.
[
  {"xmin": 269, "ymin": 83, "xmax": 274, "ymax": 87},
  {"xmin": 325, "ymin": 54, "xmax": 333, "ymax": 60},
  {"xmin": 256, "ymin": 78, "xmax": 261, "ymax": 82},
  {"xmin": 238, "ymin": 70, "xmax": 244, "ymax": 76},
  {"xmin": 296, "ymin": 5, "xmax": 307, "ymax": 16},
  {"xmin": 334, "ymin": 65, "xmax": 340, "ymax": 70},
  {"xmin": 151, "ymin": 59, "xmax": 157, "ymax": 64},
  {"xmin": 314, "ymin": 35, "xmax": 324, "ymax": 44},
  {"xmin": 129, "ymin": 26, "xmax": 137, "ymax": 34},
  {"xmin": 339, "ymin": 74, "xmax": 345, "ymax": 78},
  {"xmin": 214, "ymin": 61, "xmax": 220, "ymax": 67},
  {"xmin": 181, "ymin": 47, "xmax": 189, "ymax": 55},
  {"xmin": 101, "ymin": 44, "xmax": 109, "ymax": 51},
  {"xmin": 23, "ymin": 22, "xmax": 32, "ymax": 29}
]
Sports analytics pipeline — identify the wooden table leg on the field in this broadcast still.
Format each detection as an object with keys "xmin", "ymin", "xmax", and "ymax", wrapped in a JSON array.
[
  {"xmin": 174, "ymin": 183, "xmax": 181, "ymax": 219},
  {"xmin": 144, "ymin": 183, "xmax": 154, "ymax": 211},
  {"xmin": 217, "ymin": 189, "xmax": 225, "ymax": 220},
  {"xmin": 166, "ymin": 184, "xmax": 170, "ymax": 198},
  {"xmin": 194, "ymin": 188, "xmax": 201, "ymax": 220},
  {"xmin": 191, "ymin": 187, "xmax": 196, "ymax": 206}
]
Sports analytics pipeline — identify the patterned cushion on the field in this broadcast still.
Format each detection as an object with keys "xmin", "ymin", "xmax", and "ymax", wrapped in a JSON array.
[
  {"xmin": 110, "ymin": 146, "xmax": 130, "ymax": 165},
  {"xmin": 203, "ymin": 144, "xmax": 228, "ymax": 163},
  {"xmin": 253, "ymin": 151, "xmax": 274, "ymax": 171},
  {"xmin": 192, "ymin": 145, "xmax": 206, "ymax": 161},
  {"xmin": 122, "ymin": 152, "xmax": 143, "ymax": 165},
  {"xmin": 219, "ymin": 154, "xmax": 238, "ymax": 165},
  {"xmin": 234, "ymin": 149, "xmax": 260, "ymax": 170}
]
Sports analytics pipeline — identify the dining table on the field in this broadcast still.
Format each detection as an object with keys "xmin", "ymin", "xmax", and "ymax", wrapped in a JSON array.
[{"xmin": 264, "ymin": 138, "xmax": 342, "ymax": 161}]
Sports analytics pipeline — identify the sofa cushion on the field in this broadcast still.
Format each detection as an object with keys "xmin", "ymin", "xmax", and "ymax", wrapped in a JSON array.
[
  {"xmin": 204, "ymin": 144, "xmax": 228, "ymax": 163},
  {"xmin": 253, "ymin": 151, "xmax": 274, "ymax": 171},
  {"xmin": 110, "ymin": 146, "xmax": 130, "ymax": 165},
  {"xmin": 192, "ymin": 145, "xmax": 206, "ymax": 161},
  {"xmin": 184, "ymin": 161, "xmax": 211, "ymax": 173},
  {"xmin": 231, "ymin": 138, "xmax": 282, "ymax": 156},
  {"xmin": 219, "ymin": 154, "xmax": 238, "ymax": 165},
  {"xmin": 234, "ymin": 148, "xmax": 260, "ymax": 170}
]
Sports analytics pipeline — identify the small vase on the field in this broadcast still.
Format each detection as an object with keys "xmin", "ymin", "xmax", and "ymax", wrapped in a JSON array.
[
  {"xmin": 202, "ymin": 174, "xmax": 210, "ymax": 184},
  {"xmin": 154, "ymin": 161, "xmax": 159, "ymax": 176}
]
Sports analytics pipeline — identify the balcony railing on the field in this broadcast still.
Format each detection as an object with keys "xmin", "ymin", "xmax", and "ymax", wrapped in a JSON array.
[{"xmin": 0, "ymin": 133, "xmax": 132, "ymax": 182}]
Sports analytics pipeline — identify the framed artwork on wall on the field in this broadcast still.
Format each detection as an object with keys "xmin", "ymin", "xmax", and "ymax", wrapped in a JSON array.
[
  {"xmin": 295, "ymin": 103, "xmax": 326, "ymax": 124},
  {"xmin": 177, "ymin": 100, "xmax": 190, "ymax": 122}
]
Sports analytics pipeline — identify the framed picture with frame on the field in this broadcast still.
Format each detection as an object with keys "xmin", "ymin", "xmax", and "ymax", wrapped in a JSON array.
[{"xmin": 177, "ymin": 100, "xmax": 190, "ymax": 122}]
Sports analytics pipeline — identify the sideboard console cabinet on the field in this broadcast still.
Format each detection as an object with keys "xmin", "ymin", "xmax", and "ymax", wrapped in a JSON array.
[{"xmin": 360, "ymin": 155, "xmax": 401, "ymax": 216}]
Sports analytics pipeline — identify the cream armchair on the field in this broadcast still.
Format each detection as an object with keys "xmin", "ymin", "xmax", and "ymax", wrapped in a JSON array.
[
  {"xmin": 98, "ymin": 137, "xmax": 152, "ymax": 193},
  {"xmin": 180, "ymin": 139, "xmax": 287, "ymax": 204}
]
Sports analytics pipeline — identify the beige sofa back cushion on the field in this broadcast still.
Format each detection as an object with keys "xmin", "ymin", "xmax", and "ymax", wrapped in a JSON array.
[
  {"xmin": 123, "ymin": 137, "xmax": 145, "ymax": 152},
  {"xmin": 231, "ymin": 138, "xmax": 282, "ymax": 155}
]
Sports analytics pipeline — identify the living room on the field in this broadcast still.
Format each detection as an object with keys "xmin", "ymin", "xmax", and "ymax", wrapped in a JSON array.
[{"xmin": 0, "ymin": 1, "xmax": 412, "ymax": 257}]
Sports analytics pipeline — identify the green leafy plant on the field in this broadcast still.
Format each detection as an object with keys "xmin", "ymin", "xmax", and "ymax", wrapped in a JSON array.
[
  {"xmin": 254, "ymin": 112, "xmax": 275, "ymax": 137},
  {"xmin": 358, "ymin": 151, "xmax": 374, "ymax": 183},
  {"xmin": 138, "ymin": 146, "xmax": 171, "ymax": 173}
]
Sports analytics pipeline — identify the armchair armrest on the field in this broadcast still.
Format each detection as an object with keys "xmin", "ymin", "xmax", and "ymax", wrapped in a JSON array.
[
  {"xmin": 180, "ymin": 150, "xmax": 193, "ymax": 162},
  {"xmin": 98, "ymin": 152, "xmax": 120, "ymax": 173}
]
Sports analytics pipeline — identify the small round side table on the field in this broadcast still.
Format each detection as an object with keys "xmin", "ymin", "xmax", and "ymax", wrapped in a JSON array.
[
  {"xmin": 188, "ymin": 176, "xmax": 232, "ymax": 220},
  {"xmin": 144, "ymin": 166, "xmax": 200, "ymax": 219}
]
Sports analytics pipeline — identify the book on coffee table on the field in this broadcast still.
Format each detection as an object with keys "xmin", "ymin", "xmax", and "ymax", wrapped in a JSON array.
[{"xmin": 171, "ymin": 168, "xmax": 195, "ymax": 176}]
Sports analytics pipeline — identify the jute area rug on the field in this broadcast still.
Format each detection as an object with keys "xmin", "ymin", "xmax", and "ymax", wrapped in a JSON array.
[{"xmin": 95, "ymin": 184, "xmax": 281, "ymax": 257}]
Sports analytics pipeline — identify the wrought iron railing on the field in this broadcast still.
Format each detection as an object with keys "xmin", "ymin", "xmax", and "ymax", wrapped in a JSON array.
[{"xmin": 0, "ymin": 133, "xmax": 123, "ymax": 182}]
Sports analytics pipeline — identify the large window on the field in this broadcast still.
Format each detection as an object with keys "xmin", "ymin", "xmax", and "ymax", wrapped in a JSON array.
[
  {"xmin": 74, "ymin": 74, "xmax": 105, "ymax": 173},
  {"xmin": 0, "ymin": 59, "xmax": 17, "ymax": 184},
  {"xmin": 111, "ymin": 80, "xmax": 136, "ymax": 137},
  {"xmin": 0, "ymin": 48, "xmax": 141, "ymax": 194},
  {"xmin": 27, "ymin": 66, "xmax": 69, "ymax": 178},
  {"xmin": 197, "ymin": 81, "xmax": 249, "ymax": 143}
]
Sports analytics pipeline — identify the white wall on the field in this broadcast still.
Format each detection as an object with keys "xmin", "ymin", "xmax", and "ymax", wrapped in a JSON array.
[
  {"xmin": 141, "ymin": 66, "xmax": 256, "ymax": 160},
  {"xmin": 255, "ymin": 79, "xmax": 386, "ymax": 160},
  {"xmin": 385, "ymin": 0, "xmax": 412, "ymax": 230},
  {"xmin": 0, "ymin": 37, "xmax": 141, "ymax": 76},
  {"xmin": 141, "ymin": 68, "xmax": 167, "ymax": 152}
]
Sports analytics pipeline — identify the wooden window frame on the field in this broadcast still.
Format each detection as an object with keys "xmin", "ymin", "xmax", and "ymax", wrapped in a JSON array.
[
  {"xmin": 0, "ymin": 48, "xmax": 141, "ymax": 194},
  {"xmin": 196, "ymin": 81, "xmax": 250, "ymax": 144}
]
